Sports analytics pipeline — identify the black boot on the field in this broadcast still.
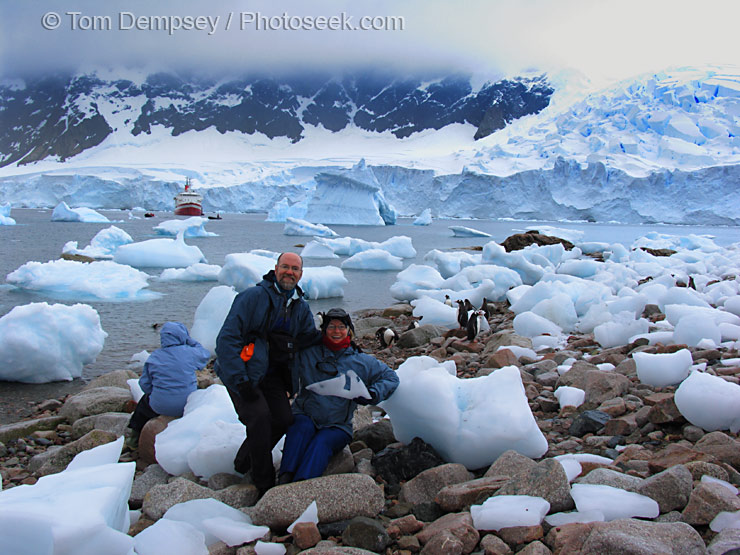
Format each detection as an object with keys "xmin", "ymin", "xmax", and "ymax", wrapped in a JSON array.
[
  {"xmin": 233, "ymin": 439, "xmax": 251, "ymax": 474},
  {"xmin": 277, "ymin": 471, "xmax": 294, "ymax": 485}
]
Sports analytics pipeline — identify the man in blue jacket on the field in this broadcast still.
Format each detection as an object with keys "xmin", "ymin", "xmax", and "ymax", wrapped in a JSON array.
[
  {"xmin": 127, "ymin": 322, "xmax": 210, "ymax": 447},
  {"xmin": 215, "ymin": 252, "xmax": 320, "ymax": 494}
]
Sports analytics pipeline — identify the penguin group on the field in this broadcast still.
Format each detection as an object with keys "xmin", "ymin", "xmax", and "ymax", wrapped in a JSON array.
[{"xmin": 456, "ymin": 298, "xmax": 492, "ymax": 342}]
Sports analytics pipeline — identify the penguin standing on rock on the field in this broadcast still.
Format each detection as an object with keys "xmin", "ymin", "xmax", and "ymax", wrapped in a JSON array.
[
  {"xmin": 376, "ymin": 326, "xmax": 399, "ymax": 348},
  {"xmin": 406, "ymin": 316, "xmax": 422, "ymax": 331},
  {"xmin": 456, "ymin": 300, "xmax": 469, "ymax": 328},
  {"xmin": 466, "ymin": 310, "xmax": 486, "ymax": 342},
  {"xmin": 480, "ymin": 298, "xmax": 491, "ymax": 320}
]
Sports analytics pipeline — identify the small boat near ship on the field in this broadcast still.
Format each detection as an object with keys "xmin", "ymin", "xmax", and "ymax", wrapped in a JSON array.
[{"xmin": 174, "ymin": 178, "xmax": 203, "ymax": 216}]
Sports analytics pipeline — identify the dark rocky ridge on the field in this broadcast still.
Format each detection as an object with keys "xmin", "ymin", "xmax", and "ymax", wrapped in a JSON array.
[{"xmin": 0, "ymin": 71, "xmax": 553, "ymax": 167}]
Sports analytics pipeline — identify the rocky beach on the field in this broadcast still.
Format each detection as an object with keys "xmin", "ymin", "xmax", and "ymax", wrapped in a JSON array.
[{"xmin": 2, "ymin": 290, "xmax": 740, "ymax": 554}]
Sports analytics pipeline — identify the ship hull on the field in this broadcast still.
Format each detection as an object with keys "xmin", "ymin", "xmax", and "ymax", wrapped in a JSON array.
[{"xmin": 174, "ymin": 203, "xmax": 203, "ymax": 216}]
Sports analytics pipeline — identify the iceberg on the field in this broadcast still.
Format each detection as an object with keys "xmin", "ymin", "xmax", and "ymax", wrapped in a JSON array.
[
  {"xmin": 0, "ymin": 302, "xmax": 107, "ymax": 383},
  {"xmin": 283, "ymin": 217, "xmax": 338, "ymax": 237},
  {"xmin": 62, "ymin": 225, "xmax": 134, "ymax": 259},
  {"xmin": 0, "ymin": 202, "xmax": 16, "ymax": 225},
  {"xmin": 113, "ymin": 231, "xmax": 207, "ymax": 268},
  {"xmin": 450, "ymin": 226, "xmax": 491, "ymax": 238},
  {"xmin": 159, "ymin": 263, "xmax": 222, "ymax": 282},
  {"xmin": 51, "ymin": 201, "xmax": 110, "ymax": 223},
  {"xmin": 341, "ymin": 249, "xmax": 403, "ymax": 271},
  {"xmin": 153, "ymin": 216, "xmax": 218, "ymax": 237},
  {"xmin": 303, "ymin": 160, "xmax": 397, "ymax": 226},
  {"xmin": 6, "ymin": 259, "xmax": 154, "ymax": 301},
  {"xmin": 413, "ymin": 208, "xmax": 432, "ymax": 226}
]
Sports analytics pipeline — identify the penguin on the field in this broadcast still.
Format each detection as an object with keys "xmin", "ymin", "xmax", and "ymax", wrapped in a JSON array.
[
  {"xmin": 480, "ymin": 297, "xmax": 491, "ymax": 320},
  {"xmin": 456, "ymin": 300, "xmax": 469, "ymax": 328},
  {"xmin": 466, "ymin": 310, "xmax": 486, "ymax": 342},
  {"xmin": 315, "ymin": 312, "xmax": 325, "ymax": 328},
  {"xmin": 464, "ymin": 299, "xmax": 474, "ymax": 312},
  {"xmin": 406, "ymin": 316, "xmax": 422, "ymax": 331},
  {"xmin": 444, "ymin": 294, "xmax": 453, "ymax": 307},
  {"xmin": 376, "ymin": 326, "xmax": 399, "ymax": 348},
  {"xmin": 466, "ymin": 310, "xmax": 480, "ymax": 341}
]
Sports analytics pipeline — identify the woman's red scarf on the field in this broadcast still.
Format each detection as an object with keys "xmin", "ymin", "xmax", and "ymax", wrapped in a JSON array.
[{"xmin": 323, "ymin": 334, "xmax": 351, "ymax": 351}]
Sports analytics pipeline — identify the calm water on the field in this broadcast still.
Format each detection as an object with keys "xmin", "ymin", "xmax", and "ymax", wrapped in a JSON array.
[{"xmin": 3, "ymin": 208, "xmax": 740, "ymax": 384}]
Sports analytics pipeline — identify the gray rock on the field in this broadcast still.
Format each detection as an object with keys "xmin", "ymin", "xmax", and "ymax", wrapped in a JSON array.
[
  {"xmin": 397, "ymin": 325, "xmax": 447, "ymax": 348},
  {"xmin": 214, "ymin": 483, "xmax": 260, "ymax": 509},
  {"xmin": 484, "ymin": 450, "xmax": 537, "ymax": 479},
  {"xmin": 325, "ymin": 446, "xmax": 355, "ymax": 476},
  {"xmin": 400, "ymin": 463, "xmax": 474, "ymax": 505},
  {"xmin": 142, "ymin": 477, "xmax": 215, "ymax": 520},
  {"xmin": 353, "ymin": 316, "xmax": 393, "ymax": 339},
  {"xmin": 479, "ymin": 533, "xmax": 513, "ymax": 555},
  {"xmin": 695, "ymin": 431, "xmax": 740, "ymax": 468},
  {"xmin": 517, "ymin": 541, "xmax": 552, "ymax": 555},
  {"xmin": 59, "ymin": 386, "xmax": 132, "ymax": 422},
  {"xmin": 0, "ymin": 415, "xmax": 66, "ymax": 443},
  {"xmin": 72, "ymin": 412, "xmax": 131, "ymax": 439},
  {"xmin": 341, "ymin": 517, "xmax": 391, "ymax": 553},
  {"xmin": 83, "ymin": 369, "xmax": 138, "ymax": 391},
  {"xmin": 682, "ymin": 482, "xmax": 740, "ymax": 526},
  {"xmin": 300, "ymin": 545, "xmax": 377, "ymax": 554},
  {"xmin": 416, "ymin": 512, "xmax": 479, "ymax": 554},
  {"xmin": 130, "ymin": 464, "xmax": 171, "ymax": 508},
  {"xmin": 707, "ymin": 528, "xmax": 740, "ymax": 555},
  {"xmin": 353, "ymin": 419, "xmax": 396, "ymax": 453},
  {"xmin": 569, "ymin": 410, "xmax": 611, "ymax": 437},
  {"xmin": 208, "ymin": 472, "xmax": 243, "ymax": 490},
  {"xmin": 482, "ymin": 330, "xmax": 533, "ymax": 355},
  {"xmin": 555, "ymin": 360, "xmax": 600, "ymax": 388},
  {"xmin": 550, "ymin": 518, "xmax": 706, "ymax": 554},
  {"xmin": 495, "ymin": 458, "xmax": 574, "ymax": 513},
  {"xmin": 637, "ymin": 464, "xmax": 693, "ymax": 513},
  {"xmin": 419, "ymin": 529, "xmax": 464, "ymax": 554},
  {"xmin": 582, "ymin": 371, "xmax": 631, "ymax": 406},
  {"xmin": 251, "ymin": 474, "xmax": 384, "ymax": 530},
  {"xmin": 373, "ymin": 437, "xmax": 445, "ymax": 485},
  {"xmin": 382, "ymin": 304, "xmax": 413, "ymax": 317},
  {"xmin": 435, "ymin": 476, "xmax": 509, "ymax": 512},
  {"xmin": 534, "ymin": 371, "xmax": 560, "ymax": 387},
  {"xmin": 29, "ymin": 430, "xmax": 118, "ymax": 475},
  {"xmin": 577, "ymin": 468, "xmax": 644, "ymax": 492}
]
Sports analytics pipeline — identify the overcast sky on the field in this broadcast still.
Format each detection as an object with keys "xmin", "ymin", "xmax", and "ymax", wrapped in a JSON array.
[{"xmin": 1, "ymin": 0, "xmax": 738, "ymax": 82}]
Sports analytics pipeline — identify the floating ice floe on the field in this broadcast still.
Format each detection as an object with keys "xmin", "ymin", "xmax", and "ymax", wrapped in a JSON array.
[
  {"xmin": 341, "ymin": 249, "xmax": 403, "ymax": 271},
  {"xmin": 0, "ymin": 202, "xmax": 16, "ymax": 225},
  {"xmin": 51, "ymin": 201, "xmax": 110, "ymax": 223},
  {"xmin": 159, "ymin": 263, "xmax": 222, "ymax": 282},
  {"xmin": 113, "ymin": 231, "xmax": 207, "ymax": 268},
  {"xmin": 218, "ymin": 251, "xmax": 277, "ymax": 292},
  {"xmin": 301, "ymin": 240, "xmax": 339, "ymax": 259},
  {"xmin": 300, "ymin": 266, "xmax": 348, "ymax": 299},
  {"xmin": 381, "ymin": 357, "xmax": 548, "ymax": 470},
  {"xmin": 153, "ymin": 216, "xmax": 218, "ymax": 237},
  {"xmin": 449, "ymin": 225, "xmax": 491, "ymax": 238},
  {"xmin": 62, "ymin": 225, "xmax": 133, "ymax": 259},
  {"xmin": 413, "ymin": 208, "xmax": 432, "ymax": 226},
  {"xmin": 283, "ymin": 217, "xmax": 338, "ymax": 237},
  {"xmin": 6, "ymin": 259, "xmax": 155, "ymax": 301},
  {"xmin": 0, "ymin": 302, "xmax": 107, "ymax": 383}
]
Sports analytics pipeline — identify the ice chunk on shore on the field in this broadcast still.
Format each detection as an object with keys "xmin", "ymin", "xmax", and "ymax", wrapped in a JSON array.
[
  {"xmin": 450, "ymin": 225, "xmax": 491, "ymax": 238},
  {"xmin": 51, "ymin": 201, "xmax": 110, "ymax": 223},
  {"xmin": 6, "ymin": 259, "xmax": 154, "ymax": 301},
  {"xmin": 675, "ymin": 371, "xmax": 740, "ymax": 432},
  {"xmin": 154, "ymin": 216, "xmax": 217, "ymax": 238},
  {"xmin": 191, "ymin": 286, "xmax": 238, "ymax": 354},
  {"xmin": 113, "ymin": 231, "xmax": 206, "ymax": 268},
  {"xmin": 633, "ymin": 349, "xmax": 692, "ymax": 387},
  {"xmin": 163, "ymin": 498, "xmax": 257, "ymax": 546},
  {"xmin": 341, "ymin": 249, "xmax": 403, "ymax": 271},
  {"xmin": 62, "ymin": 225, "xmax": 133, "ymax": 259},
  {"xmin": 555, "ymin": 386, "xmax": 585, "ymax": 408},
  {"xmin": 0, "ymin": 302, "xmax": 107, "ymax": 383},
  {"xmin": 382, "ymin": 358, "xmax": 548, "ymax": 469},
  {"xmin": 283, "ymin": 217, "xmax": 338, "ymax": 237},
  {"xmin": 570, "ymin": 484, "xmax": 659, "ymax": 521},
  {"xmin": 471, "ymin": 496, "xmax": 550, "ymax": 531},
  {"xmin": 133, "ymin": 518, "xmax": 206, "ymax": 555}
]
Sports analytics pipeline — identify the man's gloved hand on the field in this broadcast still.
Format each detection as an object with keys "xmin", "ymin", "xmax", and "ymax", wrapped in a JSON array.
[
  {"xmin": 237, "ymin": 381, "xmax": 260, "ymax": 403},
  {"xmin": 354, "ymin": 388, "xmax": 378, "ymax": 406}
]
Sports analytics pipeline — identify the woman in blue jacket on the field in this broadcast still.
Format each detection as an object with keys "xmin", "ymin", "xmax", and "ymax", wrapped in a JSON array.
[
  {"xmin": 277, "ymin": 308, "xmax": 399, "ymax": 484},
  {"xmin": 127, "ymin": 322, "xmax": 210, "ymax": 446}
]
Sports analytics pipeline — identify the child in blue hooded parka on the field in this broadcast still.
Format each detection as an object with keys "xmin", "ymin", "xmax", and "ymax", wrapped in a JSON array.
[{"xmin": 127, "ymin": 322, "xmax": 210, "ymax": 446}]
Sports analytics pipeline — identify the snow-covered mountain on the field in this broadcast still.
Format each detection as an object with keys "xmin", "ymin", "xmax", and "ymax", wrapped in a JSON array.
[
  {"xmin": 0, "ymin": 70, "xmax": 552, "ymax": 167},
  {"xmin": 0, "ymin": 65, "xmax": 738, "ymax": 225}
]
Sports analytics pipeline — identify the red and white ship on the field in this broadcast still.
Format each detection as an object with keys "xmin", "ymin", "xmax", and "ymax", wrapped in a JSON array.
[{"xmin": 174, "ymin": 178, "xmax": 203, "ymax": 216}]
